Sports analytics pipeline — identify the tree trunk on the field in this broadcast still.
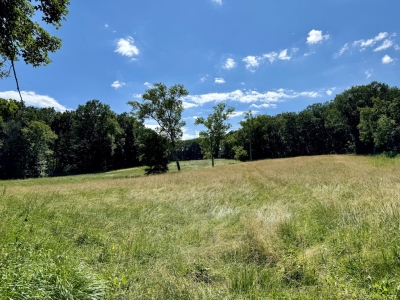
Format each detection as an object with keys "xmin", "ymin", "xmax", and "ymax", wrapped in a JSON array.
[
  {"xmin": 174, "ymin": 150, "xmax": 181, "ymax": 171},
  {"xmin": 211, "ymin": 154, "xmax": 214, "ymax": 167},
  {"xmin": 249, "ymin": 138, "xmax": 253, "ymax": 161}
]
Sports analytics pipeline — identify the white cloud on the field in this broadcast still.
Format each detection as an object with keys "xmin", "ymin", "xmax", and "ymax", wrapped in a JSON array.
[
  {"xmin": 326, "ymin": 87, "xmax": 336, "ymax": 96},
  {"xmin": 182, "ymin": 101, "xmax": 198, "ymax": 109},
  {"xmin": 243, "ymin": 56, "xmax": 262, "ymax": 71},
  {"xmin": 334, "ymin": 43, "xmax": 349, "ymax": 58},
  {"xmin": 105, "ymin": 24, "xmax": 109, "ymax": 28},
  {"xmin": 263, "ymin": 49, "xmax": 290, "ymax": 63},
  {"xmin": 111, "ymin": 80, "xmax": 125, "ymax": 89},
  {"xmin": 0, "ymin": 91, "xmax": 67, "ymax": 111},
  {"xmin": 382, "ymin": 55, "xmax": 394, "ymax": 64},
  {"xmin": 223, "ymin": 58, "xmax": 236, "ymax": 70},
  {"xmin": 307, "ymin": 30, "xmax": 329, "ymax": 44},
  {"xmin": 212, "ymin": 0, "xmax": 222, "ymax": 5},
  {"xmin": 115, "ymin": 36, "xmax": 139, "ymax": 58},
  {"xmin": 144, "ymin": 124, "xmax": 159, "ymax": 131},
  {"xmin": 365, "ymin": 69, "xmax": 373, "ymax": 79},
  {"xmin": 184, "ymin": 88, "xmax": 321, "ymax": 107},
  {"xmin": 373, "ymin": 39, "xmax": 394, "ymax": 52},
  {"xmin": 304, "ymin": 51, "xmax": 315, "ymax": 57},
  {"xmin": 144, "ymin": 82, "xmax": 153, "ymax": 88},
  {"xmin": 244, "ymin": 49, "xmax": 292, "ymax": 71},
  {"xmin": 353, "ymin": 32, "xmax": 388, "ymax": 50},
  {"xmin": 215, "ymin": 78, "xmax": 226, "ymax": 84},
  {"xmin": 182, "ymin": 127, "xmax": 199, "ymax": 140},
  {"xmin": 278, "ymin": 49, "xmax": 291, "ymax": 60},
  {"xmin": 250, "ymin": 103, "xmax": 277, "ymax": 109},
  {"xmin": 199, "ymin": 75, "xmax": 209, "ymax": 82},
  {"xmin": 231, "ymin": 111, "xmax": 247, "ymax": 118},
  {"xmin": 263, "ymin": 52, "xmax": 278, "ymax": 63}
]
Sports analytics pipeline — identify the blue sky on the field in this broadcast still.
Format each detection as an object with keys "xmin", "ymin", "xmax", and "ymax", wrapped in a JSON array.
[{"xmin": 1, "ymin": 0, "xmax": 400, "ymax": 139}]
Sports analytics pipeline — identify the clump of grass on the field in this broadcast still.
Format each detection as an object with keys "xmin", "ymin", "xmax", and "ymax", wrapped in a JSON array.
[{"xmin": 0, "ymin": 243, "xmax": 107, "ymax": 299}]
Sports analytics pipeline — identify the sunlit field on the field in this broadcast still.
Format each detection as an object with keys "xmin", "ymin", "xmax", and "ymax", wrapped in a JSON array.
[{"xmin": 1, "ymin": 155, "xmax": 400, "ymax": 299}]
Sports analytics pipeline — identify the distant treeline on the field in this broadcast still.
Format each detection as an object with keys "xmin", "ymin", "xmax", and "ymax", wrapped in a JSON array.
[
  {"xmin": 1, "ymin": 81, "xmax": 399, "ymax": 179},
  {"xmin": 223, "ymin": 81, "xmax": 400, "ymax": 161}
]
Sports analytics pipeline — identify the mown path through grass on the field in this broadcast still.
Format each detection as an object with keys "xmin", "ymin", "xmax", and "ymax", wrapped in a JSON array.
[{"xmin": 1, "ymin": 155, "xmax": 400, "ymax": 299}]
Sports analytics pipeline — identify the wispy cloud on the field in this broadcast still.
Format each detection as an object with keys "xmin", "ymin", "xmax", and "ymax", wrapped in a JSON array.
[
  {"xmin": 105, "ymin": 24, "xmax": 109, "ymax": 28},
  {"xmin": 304, "ymin": 51, "xmax": 315, "ymax": 57},
  {"xmin": 278, "ymin": 49, "xmax": 291, "ymax": 60},
  {"xmin": 326, "ymin": 87, "xmax": 336, "ymax": 96},
  {"xmin": 184, "ymin": 89, "xmax": 320, "ymax": 107},
  {"xmin": 0, "ymin": 91, "xmax": 67, "ymax": 111},
  {"xmin": 215, "ymin": 78, "xmax": 226, "ymax": 84},
  {"xmin": 244, "ymin": 49, "xmax": 292, "ymax": 71},
  {"xmin": 373, "ymin": 39, "xmax": 394, "ymax": 52},
  {"xmin": 115, "ymin": 36, "xmax": 139, "ymax": 58},
  {"xmin": 144, "ymin": 82, "xmax": 153, "ymax": 88},
  {"xmin": 212, "ymin": 0, "xmax": 222, "ymax": 5},
  {"xmin": 250, "ymin": 103, "xmax": 277, "ymax": 109},
  {"xmin": 182, "ymin": 101, "xmax": 198, "ymax": 109},
  {"xmin": 382, "ymin": 55, "xmax": 394, "ymax": 64},
  {"xmin": 365, "ymin": 69, "xmax": 373, "ymax": 79},
  {"xmin": 395, "ymin": 45, "xmax": 400, "ymax": 51},
  {"xmin": 223, "ymin": 58, "xmax": 236, "ymax": 70},
  {"xmin": 334, "ymin": 43, "xmax": 349, "ymax": 58},
  {"xmin": 243, "ymin": 56, "xmax": 262, "ymax": 71},
  {"xmin": 263, "ymin": 52, "xmax": 278, "ymax": 63},
  {"xmin": 111, "ymin": 80, "xmax": 125, "ymax": 89},
  {"xmin": 353, "ymin": 32, "xmax": 388, "ymax": 51},
  {"xmin": 307, "ymin": 30, "xmax": 329, "ymax": 44}
]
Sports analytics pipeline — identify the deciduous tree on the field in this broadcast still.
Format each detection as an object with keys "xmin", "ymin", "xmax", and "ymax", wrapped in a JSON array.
[
  {"xmin": 0, "ymin": 0, "xmax": 70, "ymax": 99},
  {"xmin": 195, "ymin": 103, "xmax": 234, "ymax": 167},
  {"xmin": 128, "ymin": 83, "xmax": 188, "ymax": 171}
]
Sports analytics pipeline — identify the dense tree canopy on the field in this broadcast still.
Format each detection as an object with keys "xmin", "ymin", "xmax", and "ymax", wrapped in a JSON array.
[{"xmin": 1, "ymin": 81, "xmax": 400, "ymax": 179}]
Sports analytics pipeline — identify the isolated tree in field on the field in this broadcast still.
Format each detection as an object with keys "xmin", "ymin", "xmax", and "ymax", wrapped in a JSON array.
[
  {"xmin": 128, "ymin": 83, "xmax": 188, "ymax": 171},
  {"xmin": 195, "ymin": 103, "xmax": 234, "ymax": 167},
  {"xmin": 0, "ymin": 0, "xmax": 70, "ymax": 100}
]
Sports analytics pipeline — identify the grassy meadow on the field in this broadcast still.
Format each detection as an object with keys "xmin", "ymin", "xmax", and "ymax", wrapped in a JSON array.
[{"xmin": 1, "ymin": 155, "xmax": 400, "ymax": 299}]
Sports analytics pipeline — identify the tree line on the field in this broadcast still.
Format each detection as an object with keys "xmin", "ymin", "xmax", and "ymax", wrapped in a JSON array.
[
  {"xmin": 1, "ymin": 81, "xmax": 399, "ymax": 179},
  {"xmin": 224, "ymin": 81, "xmax": 400, "ymax": 161}
]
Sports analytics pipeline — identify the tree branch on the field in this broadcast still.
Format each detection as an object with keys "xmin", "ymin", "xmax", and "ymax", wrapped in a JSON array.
[{"xmin": 11, "ymin": 59, "xmax": 23, "ymax": 102}]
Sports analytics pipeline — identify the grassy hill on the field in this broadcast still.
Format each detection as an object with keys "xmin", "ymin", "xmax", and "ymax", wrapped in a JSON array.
[{"xmin": 1, "ymin": 155, "xmax": 400, "ymax": 299}]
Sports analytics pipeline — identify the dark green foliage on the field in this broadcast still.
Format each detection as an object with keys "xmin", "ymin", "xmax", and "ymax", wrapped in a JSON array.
[
  {"xmin": 73, "ymin": 100, "xmax": 122, "ymax": 173},
  {"xmin": 113, "ymin": 113, "xmax": 143, "ymax": 169},
  {"xmin": 2, "ymin": 81, "xmax": 400, "ymax": 179},
  {"xmin": 0, "ymin": 98, "xmax": 144, "ymax": 178},
  {"xmin": 232, "ymin": 146, "xmax": 248, "ymax": 161},
  {"xmin": 224, "ymin": 82, "xmax": 400, "ymax": 161},
  {"xmin": 139, "ymin": 128, "xmax": 169, "ymax": 175}
]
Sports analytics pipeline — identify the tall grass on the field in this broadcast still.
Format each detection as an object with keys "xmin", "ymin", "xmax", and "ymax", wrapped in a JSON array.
[{"xmin": 1, "ymin": 155, "xmax": 400, "ymax": 299}]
